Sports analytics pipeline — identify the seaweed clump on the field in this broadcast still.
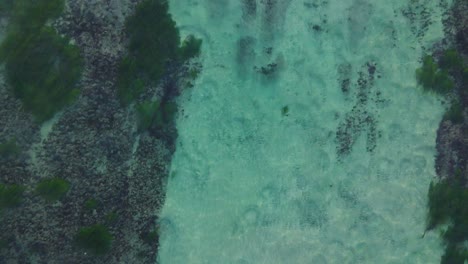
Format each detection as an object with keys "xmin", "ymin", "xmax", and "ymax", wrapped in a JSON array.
[
  {"xmin": 416, "ymin": 55, "xmax": 454, "ymax": 95},
  {"xmin": 136, "ymin": 100, "xmax": 177, "ymax": 132},
  {"xmin": 0, "ymin": 0, "xmax": 82, "ymax": 123},
  {"xmin": 0, "ymin": 184, "xmax": 25, "ymax": 211},
  {"xmin": 117, "ymin": 0, "xmax": 202, "ymax": 105},
  {"xmin": 35, "ymin": 178, "xmax": 70, "ymax": 202},
  {"xmin": 74, "ymin": 224, "xmax": 112, "ymax": 255},
  {"xmin": 419, "ymin": 41, "xmax": 468, "ymax": 263},
  {"xmin": 416, "ymin": 49, "xmax": 467, "ymax": 124},
  {"xmin": 427, "ymin": 171, "xmax": 468, "ymax": 264}
]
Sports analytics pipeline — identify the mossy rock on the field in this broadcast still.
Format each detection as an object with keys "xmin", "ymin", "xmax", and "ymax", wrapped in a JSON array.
[
  {"xmin": 36, "ymin": 178, "xmax": 70, "ymax": 202},
  {"xmin": 75, "ymin": 224, "xmax": 112, "ymax": 255}
]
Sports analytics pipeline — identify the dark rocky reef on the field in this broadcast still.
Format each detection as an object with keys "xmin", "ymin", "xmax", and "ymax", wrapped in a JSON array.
[
  {"xmin": 0, "ymin": 0, "xmax": 191, "ymax": 263},
  {"xmin": 444, "ymin": 0, "xmax": 468, "ymax": 55},
  {"xmin": 434, "ymin": 0, "xmax": 468, "ymax": 182},
  {"xmin": 436, "ymin": 120, "xmax": 468, "ymax": 179}
]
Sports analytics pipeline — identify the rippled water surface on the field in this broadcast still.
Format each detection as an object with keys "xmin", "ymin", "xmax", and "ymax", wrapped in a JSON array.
[{"xmin": 158, "ymin": 1, "xmax": 449, "ymax": 263}]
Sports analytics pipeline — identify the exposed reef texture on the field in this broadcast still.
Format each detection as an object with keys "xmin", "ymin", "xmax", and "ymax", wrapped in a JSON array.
[
  {"xmin": 434, "ymin": 0, "xmax": 468, "ymax": 182},
  {"xmin": 436, "ymin": 120, "xmax": 467, "ymax": 179},
  {"xmin": 0, "ymin": 0, "xmax": 186, "ymax": 263}
]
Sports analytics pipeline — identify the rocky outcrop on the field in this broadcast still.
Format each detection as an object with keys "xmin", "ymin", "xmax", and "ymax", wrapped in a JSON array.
[{"xmin": 0, "ymin": 0, "xmax": 184, "ymax": 263}]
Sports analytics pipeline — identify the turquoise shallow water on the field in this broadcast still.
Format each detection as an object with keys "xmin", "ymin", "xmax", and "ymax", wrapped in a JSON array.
[{"xmin": 159, "ymin": 1, "xmax": 449, "ymax": 263}]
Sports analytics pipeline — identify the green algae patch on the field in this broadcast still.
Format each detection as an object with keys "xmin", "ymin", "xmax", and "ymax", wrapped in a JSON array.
[
  {"xmin": 416, "ymin": 50, "xmax": 466, "ymax": 124},
  {"xmin": 439, "ymin": 49, "xmax": 464, "ymax": 72},
  {"xmin": 416, "ymin": 55, "xmax": 454, "ymax": 95},
  {"xmin": 8, "ymin": 0, "xmax": 64, "ymax": 34},
  {"xmin": 0, "ymin": 0, "xmax": 82, "ymax": 123},
  {"xmin": 0, "ymin": 0, "xmax": 14, "ymax": 15},
  {"xmin": 444, "ymin": 101, "xmax": 464, "ymax": 124},
  {"xmin": 75, "ymin": 224, "xmax": 112, "ymax": 255},
  {"xmin": 104, "ymin": 211, "xmax": 118, "ymax": 224},
  {"xmin": 427, "ymin": 172, "xmax": 468, "ymax": 264},
  {"xmin": 136, "ymin": 100, "xmax": 177, "ymax": 131},
  {"xmin": 117, "ymin": 0, "xmax": 181, "ymax": 105},
  {"xmin": 84, "ymin": 198, "xmax": 98, "ymax": 211},
  {"xmin": 180, "ymin": 35, "xmax": 203, "ymax": 60},
  {"xmin": 142, "ymin": 228, "xmax": 159, "ymax": 245},
  {"xmin": 441, "ymin": 244, "xmax": 468, "ymax": 264},
  {"xmin": 281, "ymin": 105, "xmax": 289, "ymax": 116},
  {"xmin": 0, "ymin": 184, "xmax": 25, "ymax": 211},
  {"xmin": 117, "ymin": 0, "xmax": 202, "ymax": 105},
  {"xmin": 36, "ymin": 178, "xmax": 70, "ymax": 202},
  {"xmin": 0, "ymin": 138, "xmax": 20, "ymax": 159}
]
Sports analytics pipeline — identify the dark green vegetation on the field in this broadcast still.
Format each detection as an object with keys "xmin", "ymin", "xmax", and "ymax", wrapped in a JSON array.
[
  {"xmin": 180, "ymin": 35, "xmax": 203, "ymax": 60},
  {"xmin": 281, "ymin": 106, "xmax": 289, "ymax": 116},
  {"xmin": 0, "ymin": 184, "xmax": 25, "ymax": 211},
  {"xmin": 8, "ymin": 0, "xmax": 64, "ymax": 33},
  {"xmin": 84, "ymin": 198, "xmax": 98, "ymax": 211},
  {"xmin": 74, "ymin": 224, "xmax": 112, "ymax": 255},
  {"xmin": 0, "ymin": 0, "xmax": 13, "ymax": 14},
  {"xmin": 441, "ymin": 244, "xmax": 468, "ymax": 264},
  {"xmin": 417, "ymin": 49, "xmax": 466, "ymax": 124},
  {"xmin": 427, "ymin": 172, "xmax": 468, "ymax": 264},
  {"xmin": 136, "ymin": 100, "xmax": 177, "ymax": 131},
  {"xmin": 419, "ymin": 42, "xmax": 467, "ymax": 263},
  {"xmin": 36, "ymin": 178, "xmax": 70, "ymax": 202},
  {"xmin": 0, "ymin": 0, "xmax": 82, "ymax": 123},
  {"xmin": 464, "ymin": 67, "xmax": 468, "ymax": 85},
  {"xmin": 416, "ymin": 55, "xmax": 454, "ymax": 95},
  {"xmin": 0, "ymin": 239, "xmax": 7, "ymax": 249},
  {"xmin": 104, "ymin": 211, "xmax": 118, "ymax": 224},
  {"xmin": 117, "ymin": 0, "xmax": 202, "ymax": 105},
  {"xmin": 439, "ymin": 49, "xmax": 465, "ymax": 71},
  {"xmin": 444, "ymin": 101, "xmax": 464, "ymax": 124},
  {"xmin": 0, "ymin": 138, "xmax": 20, "ymax": 158},
  {"xmin": 142, "ymin": 228, "xmax": 158, "ymax": 245}
]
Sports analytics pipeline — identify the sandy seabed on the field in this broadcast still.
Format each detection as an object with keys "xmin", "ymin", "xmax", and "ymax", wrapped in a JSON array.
[{"xmin": 158, "ymin": 1, "xmax": 449, "ymax": 263}]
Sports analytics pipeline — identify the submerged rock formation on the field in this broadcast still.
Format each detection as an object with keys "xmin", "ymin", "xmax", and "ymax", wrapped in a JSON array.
[
  {"xmin": 434, "ymin": 0, "xmax": 468, "ymax": 182},
  {"xmin": 0, "ymin": 0, "xmax": 198, "ymax": 263}
]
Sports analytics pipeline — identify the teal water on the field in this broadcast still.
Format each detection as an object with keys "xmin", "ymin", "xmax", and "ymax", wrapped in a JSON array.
[{"xmin": 159, "ymin": 1, "xmax": 448, "ymax": 263}]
